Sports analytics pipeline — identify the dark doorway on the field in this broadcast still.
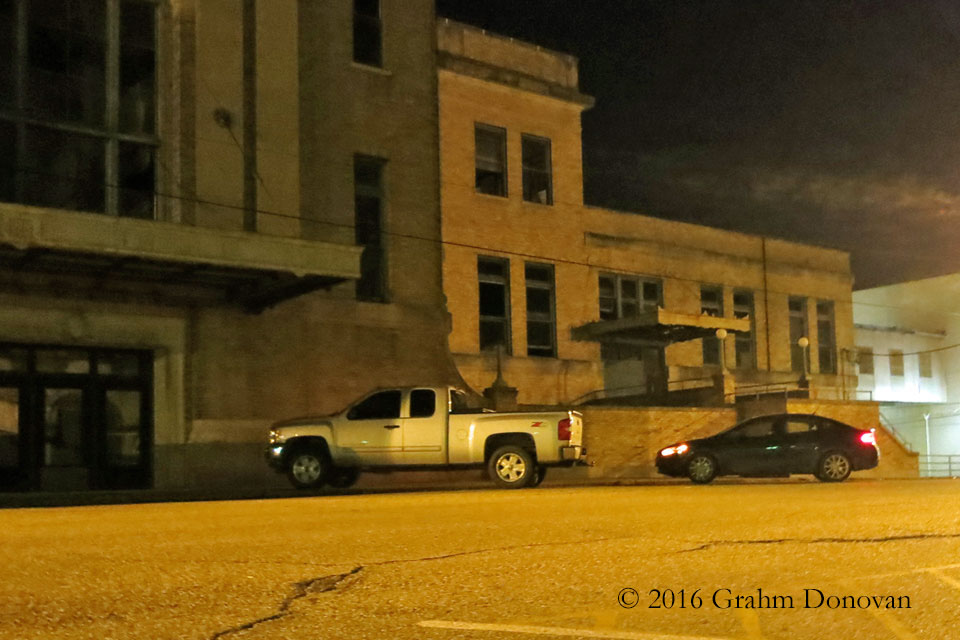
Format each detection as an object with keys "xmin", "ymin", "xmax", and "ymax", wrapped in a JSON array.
[{"xmin": 0, "ymin": 344, "xmax": 153, "ymax": 491}]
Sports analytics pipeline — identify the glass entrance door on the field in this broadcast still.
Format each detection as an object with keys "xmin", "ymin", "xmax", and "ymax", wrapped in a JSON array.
[
  {"xmin": 41, "ymin": 386, "xmax": 91, "ymax": 491},
  {"xmin": 0, "ymin": 343, "xmax": 153, "ymax": 492},
  {"xmin": 0, "ymin": 386, "xmax": 24, "ymax": 489}
]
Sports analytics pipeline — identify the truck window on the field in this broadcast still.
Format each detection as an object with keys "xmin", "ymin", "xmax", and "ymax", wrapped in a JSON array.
[
  {"xmin": 410, "ymin": 390, "xmax": 435, "ymax": 418},
  {"xmin": 347, "ymin": 390, "xmax": 401, "ymax": 420}
]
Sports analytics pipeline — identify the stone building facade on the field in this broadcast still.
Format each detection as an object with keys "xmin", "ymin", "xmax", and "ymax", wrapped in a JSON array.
[
  {"xmin": 0, "ymin": 0, "xmax": 459, "ymax": 492},
  {"xmin": 437, "ymin": 20, "xmax": 857, "ymax": 407}
]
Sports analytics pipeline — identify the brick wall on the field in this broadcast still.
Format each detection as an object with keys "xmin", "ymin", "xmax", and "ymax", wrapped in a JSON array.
[
  {"xmin": 579, "ymin": 401, "xmax": 918, "ymax": 481},
  {"xmin": 581, "ymin": 407, "xmax": 738, "ymax": 478}
]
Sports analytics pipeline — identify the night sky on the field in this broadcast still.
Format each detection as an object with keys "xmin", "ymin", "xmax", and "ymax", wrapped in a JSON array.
[{"xmin": 436, "ymin": 0, "xmax": 960, "ymax": 289}]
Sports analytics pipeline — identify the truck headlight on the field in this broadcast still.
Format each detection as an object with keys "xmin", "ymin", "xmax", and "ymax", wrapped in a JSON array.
[{"xmin": 269, "ymin": 429, "xmax": 282, "ymax": 444}]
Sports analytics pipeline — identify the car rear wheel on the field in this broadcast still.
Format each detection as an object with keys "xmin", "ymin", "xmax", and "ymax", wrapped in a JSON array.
[
  {"xmin": 687, "ymin": 454, "xmax": 717, "ymax": 484},
  {"xmin": 817, "ymin": 452, "xmax": 852, "ymax": 482},
  {"xmin": 488, "ymin": 445, "xmax": 535, "ymax": 489},
  {"xmin": 287, "ymin": 448, "xmax": 328, "ymax": 489}
]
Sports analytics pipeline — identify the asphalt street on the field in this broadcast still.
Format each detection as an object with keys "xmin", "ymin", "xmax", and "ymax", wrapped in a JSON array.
[{"xmin": 2, "ymin": 479, "xmax": 960, "ymax": 640}]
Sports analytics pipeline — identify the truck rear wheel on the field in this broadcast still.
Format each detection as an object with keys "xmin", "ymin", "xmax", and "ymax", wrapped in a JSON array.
[
  {"xmin": 487, "ymin": 445, "xmax": 535, "ymax": 489},
  {"xmin": 287, "ymin": 447, "xmax": 328, "ymax": 489}
]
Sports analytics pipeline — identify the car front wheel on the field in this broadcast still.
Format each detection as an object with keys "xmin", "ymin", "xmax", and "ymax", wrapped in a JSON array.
[
  {"xmin": 287, "ymin": 448, "xmax": 328, "ymax": 489},
  {"xmin": 687, "ymin": 454, "xmax": 717, "ymax": 484},
  {"xmin": 817, "ymin": 452, "xmax": 852, "ymax": 482},
  {"xmin": 488, "ymin": 445, "xmax": 535, "ymax": 489}
]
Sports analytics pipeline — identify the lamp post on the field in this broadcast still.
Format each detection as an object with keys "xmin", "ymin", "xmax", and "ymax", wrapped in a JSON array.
[
  {"xmin": 797, "ymin": 336, "xmax": 810, "ymax": 389},
  {"xmin": 715, "ymin": 328, "xmax": 728, "ymax": 371}
]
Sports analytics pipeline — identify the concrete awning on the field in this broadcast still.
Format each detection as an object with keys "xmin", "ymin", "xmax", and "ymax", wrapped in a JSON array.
[
  {"xmin": 572, "ymin": 307, "xmax": 751, "ymax": 345},
  {"xmin": 0, "ymin": 203, "xmax": 362, "ymax": 313}
]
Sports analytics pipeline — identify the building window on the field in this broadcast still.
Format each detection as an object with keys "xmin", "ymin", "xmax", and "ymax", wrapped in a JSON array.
[
  {"xmin": 353, "ymin": 0, "xmax": 381, "ymax": 67},
  {"xmin": 919, "ymin": 352, "xmax": 933, "ymax": 379},
  {"xmin": 733, "ymin": 289, "xmax": 756, "ymax": 369},
  {"xmin": 857, "ymin": 346, "xmax": 874, "ymax": 375},
  {"xmin": 478, "ymin": 256, "xmax": 511, "ymax": 353},
  {"xmin": 0, "ymin": 0, "xmax": 157, "ymax": 218},
  {"xmin": 700, "ymin": 285, "xmax": 723, "ymax": 365},
  {"xmin": 521, "ymin": 134, "xmax": 552, "ymax": 204},
  {"xmin": 817, "ymin": 300, "xmax": 836, "ymax": 374},
  {"xmin": 889, "ymin": 350, "xmax": 904, "ymax": 377},
  {"xmin": 598, "ymin": 273, "xmax": 660, "ymax": 320},
  {"xmin": 525, "ymin": 263, "xmax": 556, "ymax": 357},
  {"xmin": 354, "ymin": 155, "xmax": 386, "ymax": 302},
  {"xmin": 475, "ymin": 124, "xmax": 507, "ymax": 197},
  {"xmin": 788, "ymin": 297, "xmax": 808, "ymax": 373}
]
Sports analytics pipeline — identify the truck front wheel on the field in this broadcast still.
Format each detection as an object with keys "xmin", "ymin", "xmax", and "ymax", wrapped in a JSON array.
[
  {"xmin": 287, "ymin": 448, "xmax": 328, "ymax": 489},
  {"xmin": 487, "ymin": 445, "xmax": 535, "ymax": 489}
]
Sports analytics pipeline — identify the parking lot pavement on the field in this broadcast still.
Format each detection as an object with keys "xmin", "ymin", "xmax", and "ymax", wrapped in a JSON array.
[{"xmin": 1, "ymin": 479, "xmax": 959, "ymax": 639}]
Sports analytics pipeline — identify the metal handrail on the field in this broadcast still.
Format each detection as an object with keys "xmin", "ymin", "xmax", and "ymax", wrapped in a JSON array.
[
  {"xmin": 878, "ymin": 410, "xmax": 918, "ymax": 453},
  {"xmin": 918, "ymin": 454, "xmax": 960, "ymax": 477}
]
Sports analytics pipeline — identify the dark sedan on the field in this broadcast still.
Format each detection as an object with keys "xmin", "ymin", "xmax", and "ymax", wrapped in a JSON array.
[{"xmin": 656, "ymin": 413, "xmax": 879, "ymax": 484}]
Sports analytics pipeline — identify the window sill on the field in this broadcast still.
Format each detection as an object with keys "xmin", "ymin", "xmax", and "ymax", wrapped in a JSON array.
[
  {"xmin": 351, "ymin": 61, "xmax": 392, "ymax": 77},
  {"xmin": 521, "ymin": 198, "xmax": 554, "ymax": 208},
  {"xmin": 474, "ymin": 190, "xmax": 509, "ymax": 201}
]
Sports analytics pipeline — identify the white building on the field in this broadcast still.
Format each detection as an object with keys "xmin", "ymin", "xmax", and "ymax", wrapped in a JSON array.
[{"xmin": 853, "ymin": 274, "xmax": 960, "ymax": 472}]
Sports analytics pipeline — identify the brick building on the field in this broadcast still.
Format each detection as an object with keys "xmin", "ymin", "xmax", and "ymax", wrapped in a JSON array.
[
  {"xmin": 437, "ymin": 20, "xmax": 857, "ymax": 407},
  {"xmin": 0, "ymin": 0, "xmax": 459, "ymax": 492}
]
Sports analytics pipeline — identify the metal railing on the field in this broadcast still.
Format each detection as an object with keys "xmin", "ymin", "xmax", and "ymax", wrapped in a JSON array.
[
  {"xmin": 878, "ymin": 411, "xmax": 918, "ymax": 454},
  {"xmin": 919, "ymin": 455, "xmax": 960, "ymax": 478}
]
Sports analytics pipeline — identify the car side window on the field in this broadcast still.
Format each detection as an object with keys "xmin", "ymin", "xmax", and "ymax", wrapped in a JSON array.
[
  {"xmin": 785, "ymin": 418, "xmax": 816, "ymax": 434},
  {"xmin": 409, "ymin": 389, "xmax": 436, "ymax": 418},
  {"xmin": 731, "ymin": 418, "xmax": 776, "ymax": 438},
  {"xmin": 347, "ymin": 390, "xmax": 401, "ymax": 420}
]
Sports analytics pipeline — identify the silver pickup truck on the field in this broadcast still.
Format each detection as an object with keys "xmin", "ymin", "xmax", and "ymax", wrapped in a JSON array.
[{"xmin": 265, "ymin": 386, "xmax": 585, "ymax": 489}]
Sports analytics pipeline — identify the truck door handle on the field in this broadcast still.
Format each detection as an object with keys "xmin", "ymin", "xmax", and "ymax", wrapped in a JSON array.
[{"xmin": 383, "ymin": 424, "xmax": 400, "ymax": 430}]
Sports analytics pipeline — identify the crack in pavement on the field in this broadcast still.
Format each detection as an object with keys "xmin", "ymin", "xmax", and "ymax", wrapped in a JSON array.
[
  {"xmin": 367, "ymin": 535, "xmax": 635, "ymax": 566},
  {"xmin": 207, "ymin": 535, "xmax": 652, "ymax": 638},
  {"xmin": 678, "ymin": 532, "xmax": 960, "ymax": 553},
  {"xmin": 209, "ymin": 566, "xmax": 363, "ymax": 639}
]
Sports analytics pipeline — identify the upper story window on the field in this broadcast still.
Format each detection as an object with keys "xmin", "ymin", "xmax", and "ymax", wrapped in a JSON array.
[
  {"xmin": 354, "ymin": 155, "xmax": 387, "ymax": 302},
  {"xmin": 856, "ymin": 346, "xmax": 874, "ymax": 375},
  {"xmin": 733, "ymin": 289, "xmax": 756, "ymax": 369},
  {"xmin": 521, "ymin": 134, "xmax": 552, "ymax": 205},
  {"xmin": 0, "ymin": 0, "xmax": 157, "ymax": 218},
  {"xmin": 353, "ymin": 0, "xmax": 382, "ymax": 67},
  {"xmin": 700, "ymin": 285, "xmax": 723, "ymax": 365},
  {"xmin": 478, "ymin": 256, "xmax": 511, "ymax": 353},
  {"xmin": 919, "ymin": 351, "xmax": 933, "ymax": 379},
  {"xmin": 475, "ymin": 124, "xmax": 507, "ymax": 197},
  {"xmin": 525, "ymin": 262, "xmax": 556, "ymax": 357},
  {"xmin": 788, "ymin": 296, "xmax": 808, "ymax": 373},
  {"xmin": 889, "ymin": 349, "xmax": 904, "ymax": 377},
  {"xmin": 816, "ymin": 300, "xmax": 836, "ymax": 374},
  {"xmin": 599, "ymin": 273, "xmax": 660, "ymax": 320}
]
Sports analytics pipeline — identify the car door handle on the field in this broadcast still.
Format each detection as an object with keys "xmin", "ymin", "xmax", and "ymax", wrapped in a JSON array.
[{"xmin": 383, "ymin": 424, "xmax": 400, "ymax": 430}]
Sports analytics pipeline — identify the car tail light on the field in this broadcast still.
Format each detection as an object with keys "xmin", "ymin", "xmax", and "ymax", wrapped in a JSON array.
[
  {"xmin": 860, "ymin": 430, "xmax": 876, "ymax": 445},
  {"xmin": 558, "ymin": 417, "xmax": 572, "ymax": 441}
]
